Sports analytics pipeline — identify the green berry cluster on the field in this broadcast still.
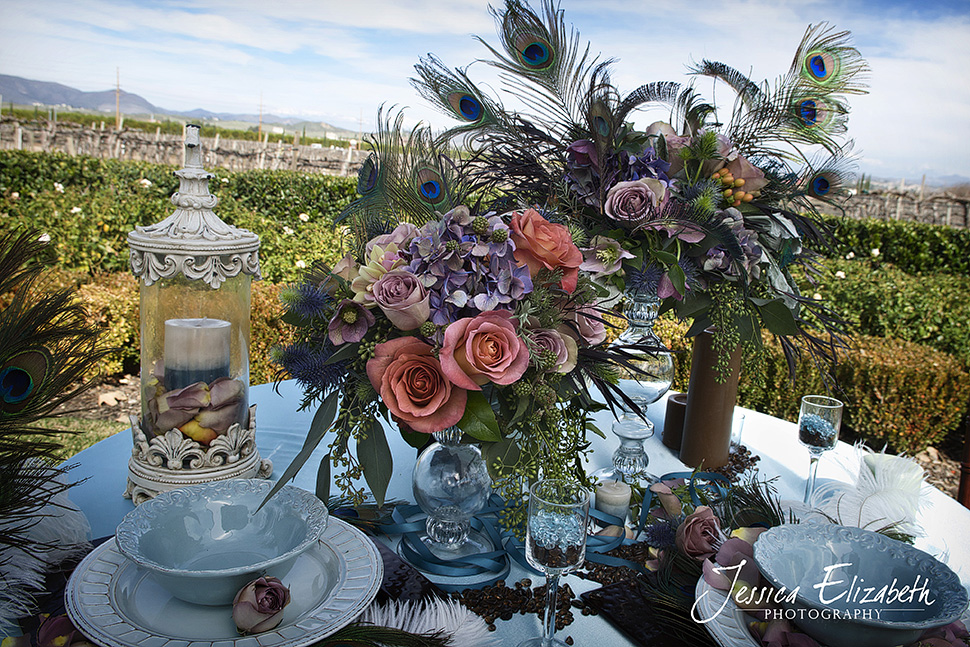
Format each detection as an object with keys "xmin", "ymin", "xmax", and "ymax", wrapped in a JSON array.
[
  {"xmin": 512, "ymin": 381, "xmax": 533, "ymax": 398},
  {"xmin": 419, "ymin": 321, "xmax": 438, "ymax": 338},
  {"xmin": 490, "ymin": 228, "xmax": 508, "ymax": 243},
  {"xmin": 472, "ymin": 216, "xmax": 489, "ymax": 236}
]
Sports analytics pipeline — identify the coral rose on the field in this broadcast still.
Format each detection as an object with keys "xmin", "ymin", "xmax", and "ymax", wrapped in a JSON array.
[
  {"xmin": 366, "ymin": 337, "xmax": 466, "ymax": 434},
  {"xmin": 440, "ymin": 310, "xmax": 529, "ymax": 391},
  {"xmin": 509, "ymin": 209, "xmax": 583, "ymax": 293}
]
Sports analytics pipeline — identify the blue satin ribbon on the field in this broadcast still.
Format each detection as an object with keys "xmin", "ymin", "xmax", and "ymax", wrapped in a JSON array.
[
  {"xmin": 636, "ymin": 471, "xmax": 732, "ymax": 537},
  {"xmin": 376, "ymin": 494, "xmax": 658, "ymax": 590}
]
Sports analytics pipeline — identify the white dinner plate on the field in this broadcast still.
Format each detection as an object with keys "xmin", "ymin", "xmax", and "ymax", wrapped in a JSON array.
[
  {"xmin": 66, "ymin": 517, "xmax": 383, "ymax": 647},
  {"xmin": 693, "ymin": 577, "xmax": 760, "ymax": 647}
]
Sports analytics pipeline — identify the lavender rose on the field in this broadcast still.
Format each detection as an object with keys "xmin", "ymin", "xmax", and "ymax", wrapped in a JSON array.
[
  {"xmin": 232, "ymin": 576, "xmax": 291, "ymax": 635},
  {"xmin": 372, "ymin": 269, "xmax": 430, "ymax": 331},
  {"xmin": 365, "ymin": 222, "xmax": 419, "ymax": 255},
  {"xmin": 675, "ymin": 505, "xmax": 723, "ymax": 561},
  {"xmin": 561, "ymin": 305, "xmax": 607, "ymax": 346},
  {"xmin": 604, "ymin": 179, "xmax": 667, "ymax": 223},
  {"xmin": 531, "ymin": 327, "xmax": 578, "ymax": 374}
]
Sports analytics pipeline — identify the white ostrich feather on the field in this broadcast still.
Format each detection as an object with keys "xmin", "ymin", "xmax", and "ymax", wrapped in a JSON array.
[
  {"xmin": 810, "ymin": 443, "xmax": 925, "ymax": 536},
  {"xmin": 360, "ymin": 597, "xmax": 498, "ymax": 647}
]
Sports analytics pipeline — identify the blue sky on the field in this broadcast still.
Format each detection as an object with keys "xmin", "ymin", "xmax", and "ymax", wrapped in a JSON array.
[{"xmin": 1, "ymin": 0, "xmax": 969, "ymax": 182}]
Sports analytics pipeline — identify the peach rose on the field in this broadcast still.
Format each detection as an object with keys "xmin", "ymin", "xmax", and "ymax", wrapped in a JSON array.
[
  {"xmin": 439, "ymin": 310, "xmax": 529, "ymax": 390},
  {"xmin": 366, "ymin": 337, "xmax": 467, "ymax": 434},
  {"xmin": 509, "ymin": 209, "xmax": 583, "ymax": 293}
]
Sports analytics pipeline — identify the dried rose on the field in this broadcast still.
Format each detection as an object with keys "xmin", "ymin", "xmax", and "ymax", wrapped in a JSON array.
[
  {"xmin": 232, "ymin": 576, "xmax": 291, "ymax": 635},
  {"xmin": 152, "ymin": 381, "xmax": 210, "ymax": 432},
  {"xmin": 675, "ymin": 505, "xmax": 723, "ymax": 560}
]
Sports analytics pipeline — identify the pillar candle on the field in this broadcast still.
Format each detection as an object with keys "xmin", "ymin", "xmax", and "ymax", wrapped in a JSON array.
[
  {"xmin": 595, "ymin": 479, "xmax": 632, "ymax": 522},
  {"xmin": 163, "ymin": 318, "xmax": 231, "ymax": 390}
]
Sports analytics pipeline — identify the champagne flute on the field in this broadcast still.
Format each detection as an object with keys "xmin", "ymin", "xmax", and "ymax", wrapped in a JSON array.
[
  {"xmin": 520, "ymin": 479, "xmax": 590, "ymax": 647},
  {"xmin": 799, "ymin": 395, "xmax": 843, "ymax": 505}
]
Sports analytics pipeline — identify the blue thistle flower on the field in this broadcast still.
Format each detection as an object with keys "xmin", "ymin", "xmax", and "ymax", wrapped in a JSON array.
[
  {"xmin": 625, "ymin": 263, "xmax": 663, "ymax": 294},
  {"xmin": 280, "ymin": 281, "xmax": 333, "ymax": 320},
  {"xmin": 275, "ymin": 341, "xmax": 347, "ymax": 392},
  {"xmin": 642, "ymin": 519, "xmax": 679, "ymax": 549}
]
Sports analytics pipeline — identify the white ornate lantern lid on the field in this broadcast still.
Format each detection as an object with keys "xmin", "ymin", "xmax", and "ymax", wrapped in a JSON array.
[{"xmin": 128, "ymin": 124, "xmax": 260, "ymax": 288}]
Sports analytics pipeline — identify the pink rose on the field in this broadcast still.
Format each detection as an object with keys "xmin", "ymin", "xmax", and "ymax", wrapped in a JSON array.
[
  {"xmin": 440, "ymin": 310, "xmax": 529, "ymax": 390},
  {"xmin": 562, "ymin": 306, "xmax": 607, "ymax": 346},
  {"xmin": 232, "ymin": 576, "xmax": 290, "ymax": 635},
  {"xmin": 675, "ymin": 505, "xmax": 723, "ymax": 561},
  {"xmin": 603, "ymin": 179, "xmax": 667, "ymax": 223},
  {"xmin": 509, "ymin": 209, "xmax": 584, "ymax": 293},
  {"xmin": 372, "ymin": 269, "xmax": 430, "ymax": 331},
  {"xmin": 367, "ymin": 337, "xmax": 467, "ymax": 434}
]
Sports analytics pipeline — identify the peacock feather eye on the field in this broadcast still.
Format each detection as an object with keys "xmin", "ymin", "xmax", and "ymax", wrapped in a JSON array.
[
  {"xmin": 804, "ymin": 50, "xmax": 839, "ymax": 84},
  {"xmin": 593, "ymin": 115, "xmax": 610, "ymax": 138},
  {"xmin": 358, "ymin": 155, "xmax": 379, "ymax": 194},
  {"xmin": 1, "ymin": 367, "xmax": 33, "ymax": 404},
  {"xmin": 414, "ymin": 166, "xmax": 448, "ymax": 209},
  {"xmin": 0, "ymin": 349, "xmax": 50, "ymax": 413},
  {"xmin": 799, "ymin": 99, "xmax": 819, "ymax": 126},
  {"xmin": 513, "ymin": 30, "xmax": 554, "ymax": 69},
  {"xmin": 806, "ymin": 171, "xmax": 841, "ymax": 198},
  {"xmin": 448, "ymin": 92, "xmax": 482, "ymax": 122}
]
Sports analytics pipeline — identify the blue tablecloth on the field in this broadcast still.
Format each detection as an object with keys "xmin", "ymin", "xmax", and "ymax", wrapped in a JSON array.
[{"xmin": 66, "ymin": 380, "xmax": 970, "ymax": 646}]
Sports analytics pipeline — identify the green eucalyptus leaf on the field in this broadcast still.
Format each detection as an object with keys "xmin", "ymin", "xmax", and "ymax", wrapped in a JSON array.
[
  {"xmin": 758, "ymin": 299, "xmax": 801, "ymax": 336},
  {"xmin": 315, "ymin": 452, "xmax": 331, "ymax": 502},
  {"xmin": 668, "ymin": 263, "xmax": 687, "ymax": 297},
  {"xmin": 458, "ymin": 391, "xmax": 502, "ymax": 442},
  {"xmin": 257, "ymin": 389, "xmax": 339, "ymax": 511},
  {"xmin": 481, "ymin": 437, "xmax": 521, "ymax": 481},
  {"xmin": 325, "ymin": 342, "xmax": 359, "ymax": 365},
  {"xmin": 653, "ymin": 249, "xmax": 678, "ymax": 265},
  {"xmin": 358, "ymin": 418, "xmax": 393, "ymax": 506}
]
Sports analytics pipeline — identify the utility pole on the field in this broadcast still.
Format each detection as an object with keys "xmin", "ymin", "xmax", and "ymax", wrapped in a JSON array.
[
  {"xmin": 258, "ymin": 93, "xmax": 263, "ymax": 140},
  {"xmin": 115, "ymin": 67, "xmax": 121, "ymax": 130}
]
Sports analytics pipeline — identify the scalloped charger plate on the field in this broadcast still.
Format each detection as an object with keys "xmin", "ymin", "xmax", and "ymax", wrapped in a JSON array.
[
  {"xmin": 66, "ymin": 517, "xmax": 383, "ymax": 647},
  {"xmin": 693, "ymin": 578, "xmax": 761, "ymax": 647}
]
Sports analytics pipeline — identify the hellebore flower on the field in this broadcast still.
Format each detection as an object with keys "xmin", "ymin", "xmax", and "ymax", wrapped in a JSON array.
[{"xmin": 328, "ymin": 299, "xmax": 376, "ymax": 345}]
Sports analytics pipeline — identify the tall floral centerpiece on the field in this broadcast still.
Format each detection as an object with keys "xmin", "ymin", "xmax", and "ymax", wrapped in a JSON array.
[
  {"xmin": 271, "ymin": 0, "xmax": 869, "ymax": 515},
  {"xmin": 269, "ymin": 118, "xmax": 659, "ymax": 528}
]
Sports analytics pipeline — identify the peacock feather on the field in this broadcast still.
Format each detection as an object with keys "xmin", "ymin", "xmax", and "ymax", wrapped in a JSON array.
[
  {"xmin": 410, "ymin": 55, "xmax": 505, "ymax": 145},
  {"xmin": 0, "ymin": 228, "xmax": 112, "ymax": 629},
  {"xmin": 337, "ymin": 109, "xmax": 473, "ymax": 252}
]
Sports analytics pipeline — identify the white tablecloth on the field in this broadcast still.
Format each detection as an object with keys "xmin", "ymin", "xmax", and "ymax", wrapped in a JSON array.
[{"xmin": 66, "ymin": 380, "xmax": 970, "ymax": 645}]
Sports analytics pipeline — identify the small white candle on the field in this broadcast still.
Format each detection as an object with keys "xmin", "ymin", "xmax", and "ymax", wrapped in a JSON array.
[
  {"xmin": 164, "ymin": 318, "xmax": 231, "ymax": 389},
  {"xmin": 595, "ymin": 479, "xmax": 632, "ymax": 522}
]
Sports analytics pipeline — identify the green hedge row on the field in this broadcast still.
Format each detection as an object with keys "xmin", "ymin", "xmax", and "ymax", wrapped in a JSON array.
[
  {"xmin": 0, "ymin": 150, "xmax": 356, "ymax": 283},
  {"xmin": 807, "ymin": 257, "xmax": 970, "ymax": 367},
  {"xmin": 819, "ymin": 213, "xmax": 970, "ymax": 276}
]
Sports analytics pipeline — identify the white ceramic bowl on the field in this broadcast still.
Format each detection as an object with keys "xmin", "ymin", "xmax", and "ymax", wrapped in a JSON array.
[
  {"xmin": 115, "ymin": 479, "xmax": 329, "ymax": 606},
  {"xmin": 753, "ymin": 523, "xmax": 968, "ymax": 647}
]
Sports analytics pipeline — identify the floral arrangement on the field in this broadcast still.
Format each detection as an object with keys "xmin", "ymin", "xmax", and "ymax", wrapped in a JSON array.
[
  {"xmin": 409, "ymin": 1, "xmax": 870, "ymax": 376},
  {"xmin": 272, "ymin": 187, "xmax": 653, "ymax": 512},
  {"xmin": 270, "ymin": 1, "xmax": 871, "ymax": 510}
]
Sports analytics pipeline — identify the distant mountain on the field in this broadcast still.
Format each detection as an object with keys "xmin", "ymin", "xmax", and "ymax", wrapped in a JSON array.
[{"xmin": 0, "ymin": 74, "xmax": 358, "ymax": 139}]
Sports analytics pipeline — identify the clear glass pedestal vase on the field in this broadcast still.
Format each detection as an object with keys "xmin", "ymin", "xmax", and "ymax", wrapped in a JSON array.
[
  {"xmin": 411, "ymin": 426, "xmax": 492, "ymax": 558},
  {"xmin": 609, "ymin": 288, "xmax": 675, "ymax": 435}
]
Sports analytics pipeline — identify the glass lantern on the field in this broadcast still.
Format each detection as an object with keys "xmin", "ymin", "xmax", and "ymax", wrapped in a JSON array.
[{"xmin": 125, "ymin": 125, "xmax": 271, "ymax": 503}]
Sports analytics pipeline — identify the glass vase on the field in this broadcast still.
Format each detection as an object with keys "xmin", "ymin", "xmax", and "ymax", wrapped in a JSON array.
[
  {"xmin": 609, "ymin": 287, "xmax": 675, "ymax": 433},
  {"xmin": 411, "ymin": 426, "xmax": 492, "ymax": 557}
]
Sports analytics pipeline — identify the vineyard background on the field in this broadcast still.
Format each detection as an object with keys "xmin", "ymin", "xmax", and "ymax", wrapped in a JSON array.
[{"xmin": 2, "ymin": 117, "xmax": 969, "ymax": 227}]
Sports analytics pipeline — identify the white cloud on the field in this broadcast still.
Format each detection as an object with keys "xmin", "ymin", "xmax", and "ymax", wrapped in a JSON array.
[{"xmin": 1, "ymin": 0, "xmax": 967, "ymax": 179}]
